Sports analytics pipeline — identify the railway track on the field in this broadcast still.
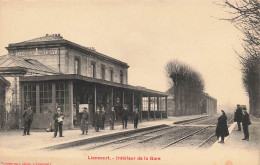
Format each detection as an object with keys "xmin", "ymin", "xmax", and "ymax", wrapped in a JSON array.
[
  {"xmin": 161, "ymin": 114, "xmax": 234, "ymax": 150},
  {"xmin": 79, "ymin": 125, "xmax": 176, "ymax": 151},
  {"xmin": 55, "ymin": 113, "xmax": 234, "ymax": 151},
  {"xmin": 114, "ymin": 113, "xmax": 234, "ymax": 150},
  {"xmin": 195, "ymin": 115, "xmax": 234, "ymax": 149},
  {"xmin": 176, "ymin": 115, "xmax": 215, "ymax": 125}
]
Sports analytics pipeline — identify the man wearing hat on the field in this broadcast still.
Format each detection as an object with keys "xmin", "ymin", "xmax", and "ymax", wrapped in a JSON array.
[
  {"xmin": 109, "ymin": 106, "xmax": 116, "ymax": 130},
  {"xmin": 101, "ymin": 106, "xmax": 106, "ymax": 130},
  {"xmin": 133, "ymin": 107, "xmax": 139, "ymax": 129},
  {"xmin": 94, "ymin": 107, "xmax": 102, "ymax": 132},
  {"xmin": 242, "ymin": 107, "xmax": 251, "ymax": 141},
  {"xmin": 22, "ymin": 105, "xmax": 33, "ymax": 136},
  {"xmin": 121, "ymin": 105, "xmax": 128, "ymax": 129},
  {"xmin": 81, "ymin": 107, "xmax": 89, "ymax": 135},
  {"xmin": 234, "ymin": 104, "xmax": 243, "ymax": 131},
  {"xmin": 53, "ymin": 107, "xmax": 64, "ymax": 138}
]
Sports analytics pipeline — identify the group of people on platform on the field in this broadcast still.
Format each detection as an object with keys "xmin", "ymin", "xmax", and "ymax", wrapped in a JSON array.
[
  {"xmin": 22, "ymin": 105, "xmax": 140, "ymax": 138},
  {"xmin": 215, "ymin": 104, "xmax": 251, "ymax": 144},
  {"xmin": 234, "ymin": 104, "xmax": 251, "ymax": 141},
  {"xmin": 93, "ymin": 105, "xmax": 139, "ymax": 132},
  {"xmin": 23, "ymin": 103, "xmax": 252, "ymax": 142}
]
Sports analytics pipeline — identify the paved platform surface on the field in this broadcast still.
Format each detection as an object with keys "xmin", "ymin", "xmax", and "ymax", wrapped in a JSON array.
[
  {"xmin": 0, "ymin": 114, "xmax": 259, "ymax": 165},
  {"xmin": 0, "ymin": 115, "xmax": 206, "ymax": 153},
  {"xmin": 209, "ymin": 116, "xmax": 260, "ymax": 165}
]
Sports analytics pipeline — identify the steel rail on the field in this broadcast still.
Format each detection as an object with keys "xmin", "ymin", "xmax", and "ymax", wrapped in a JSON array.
[
  {"xmin": 82, "ymin": 125, "xmax": 175, "ymax": 151},
  {"xmin": 114, "ymin": 114, "xmax": 234, "ymax": 151},
  {"xmin": 196, "ymin": 116, "xmax": 234, "ymax": 149}
]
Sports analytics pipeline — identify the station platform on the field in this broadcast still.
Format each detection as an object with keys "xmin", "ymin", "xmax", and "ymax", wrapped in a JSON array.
[
  {"xmin": 1, "ymin": 114, "xmax": 259, "ymax": 165},
  {"xmin": 0, "ymin": 114, "xmax": 207, "ymax": 154},
  {"xmin": 209, "ymin": 116, "xmax": 260, "ymax": 165}
]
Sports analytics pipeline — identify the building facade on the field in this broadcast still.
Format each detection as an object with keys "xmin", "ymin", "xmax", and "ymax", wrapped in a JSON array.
[{"xmin": 0, "ymin": 34, "xmax": 168, "ymax": 129}]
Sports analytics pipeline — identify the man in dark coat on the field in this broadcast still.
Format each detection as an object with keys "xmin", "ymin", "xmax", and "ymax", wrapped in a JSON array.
[
  {"xmin": 133, "ymin": 107, "xmax": 139, "ymax": 129},
  {"xmin": 22, "ymin": 105, "xmax": 33, "ymax": 136},
  {"xmin": 94, "ymin": 108, "xmax": 102, "ymax": 132},
  {"xmin": 81, "ymin": 107, "xmax": 89, "ymax": 135},
  {"xmin": 53, "ymin": 107, "xmax": 64, "ymax": 138},
  {"xmin": 234, "ymin": 104, "xmax": 243, "ymax": 131},
  {"xmin": 121, "ymin": 105, "xmax": 128, "ymax": 129},
  {"xmin": 216, "ymin": 110, "xmax": 229, "ymax": 143},
  {"xmin": 101, "ymin": 107, "xmax": 106, "ymax": 130},
  {"xmin": 109, "ymin": 106, "xmax": 116, "ymax": 130},
  {"xmin": 242, "ymin": 108, "xmax": 251, "ymax": 141}
]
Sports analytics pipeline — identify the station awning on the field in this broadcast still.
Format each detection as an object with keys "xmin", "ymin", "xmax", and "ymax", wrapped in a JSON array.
[{"xmin": 20, "ymin": 74, "xmax": 169, "ymax": 97}]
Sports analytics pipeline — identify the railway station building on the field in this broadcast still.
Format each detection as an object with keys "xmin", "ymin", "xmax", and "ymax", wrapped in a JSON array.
[{"xmin": 0, "ymin": 34, "xmax": 168, "ymax": 129}]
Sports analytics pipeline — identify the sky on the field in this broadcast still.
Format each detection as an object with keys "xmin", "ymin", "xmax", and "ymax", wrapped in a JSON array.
[{"xmin": 0, "ymin": 0, "xmax": 248, "ymax": 111}]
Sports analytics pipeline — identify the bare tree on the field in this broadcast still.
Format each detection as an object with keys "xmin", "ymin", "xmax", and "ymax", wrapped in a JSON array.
[
  {"xmin": 221, "ymin": 0, "xmax": 260, "ymax": 117},
  {"xmin": 165, "ymin": 60, "xmax": 205, "ymax": 116}
]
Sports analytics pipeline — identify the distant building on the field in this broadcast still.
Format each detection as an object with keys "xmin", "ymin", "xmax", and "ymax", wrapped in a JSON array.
[
  {"xmin": 201, "ymin": 93, "xmax": 217, "ymax": 115},
  {"xmin": 0, "ymin": 34, "xmax": 168, "ymax": 129},
  {"xmin": 166, "ymin": 88, "xmax": 217, "ymax": 116}
]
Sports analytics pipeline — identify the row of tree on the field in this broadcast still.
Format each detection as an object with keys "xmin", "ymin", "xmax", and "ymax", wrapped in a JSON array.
[
  {"xmin": 165, "ymin": 60, "xmax": 205, "ymax": 116},
  {"xmin": 223, "ymin": 0, "xmax": 260, "ymax": 117}
]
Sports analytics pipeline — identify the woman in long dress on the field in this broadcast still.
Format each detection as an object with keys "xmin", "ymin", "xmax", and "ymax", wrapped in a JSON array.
[{"xmin": 216, "ymin": 110, "xmax": 229, "ymax": 143}]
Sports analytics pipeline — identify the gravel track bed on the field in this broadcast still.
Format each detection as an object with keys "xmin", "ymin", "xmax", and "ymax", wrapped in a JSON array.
[
  {"xmin": 58, "ymin": 114, "xmax": 234, "ymax": 151},
  {"xmin": 122, "ymin": 126, "xmax": 204, "ymax": 150},
  {"xmin": 169, "ymin": 127, "xmax": 216, "ymax": 148},
  {"xmin": 198, "ymin": 134, "xmax": 218, "ymax": 148},
  {"xmin": 73, "ymin": 126, "xmax": 171, "ymax": 150},
  {"xmin": 90, "ymin": 126, "xmax": 181, "ymax": 151},
  {"xmin": 192, "ymin": 116, "xmax": 218, "ymax": 125},
  {"xmin": 190, "ymin": 113, "xmax": 233, "ymax": 125}
]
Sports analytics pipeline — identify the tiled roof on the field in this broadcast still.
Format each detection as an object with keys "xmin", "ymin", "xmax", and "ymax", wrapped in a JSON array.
[
  {"xmin": 15, "ymin": 34, "xmax": 64, "ymax": 44},
  {"xmin": 0, "ymin": 54, "xmax": 59, "ymax": 74}
]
